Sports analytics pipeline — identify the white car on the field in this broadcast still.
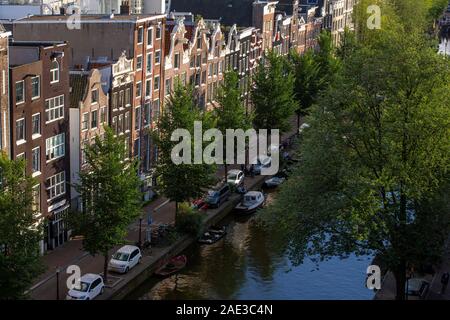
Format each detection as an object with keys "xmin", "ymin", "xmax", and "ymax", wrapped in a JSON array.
[
  {"xmin": 108, "ymin": 245, "xmax": 142, "ymax": 274},
  {"xmin": 227, "ymin": 169, "xmax": 244, "ymax": 186},
  {"xmin": 298, "ymin": 123, "xmax": 310, "ymax": 134},
  {"xmin": 66, "ymin": 273, "xmax": 104, "ymax": 300},
  {"xmin": 251, "ymin": 155, "xmax": 272, "ymax": 175}
]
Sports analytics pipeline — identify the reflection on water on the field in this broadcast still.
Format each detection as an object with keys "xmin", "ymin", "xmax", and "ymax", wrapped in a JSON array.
[{"xmin": 127, "ymin": 191, "xmax": 374, "ymax": 300}]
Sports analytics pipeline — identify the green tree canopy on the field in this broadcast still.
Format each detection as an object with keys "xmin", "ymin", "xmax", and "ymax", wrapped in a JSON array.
[
  {"xmin": 153, "ymin": 82, "xmax": 216, "ymax": 217},
  {"xmin": 251, "ymin": 50, "xmax": 296, "ymax": 133},
  {"xmin": 0, "ymin": 152, "xmax": 43, "ymax": 299},
  {"xmin": 263, "ymin": 0, "xmax": 450, "ymax": 300},
  {"xmin": 72, "ymin": 127, "xmax": 142, "ymax": 281}
]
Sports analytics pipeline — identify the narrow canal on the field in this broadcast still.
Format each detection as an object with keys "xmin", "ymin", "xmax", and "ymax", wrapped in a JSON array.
[{"xmin": 126, "ymin": 191, "xmax": 374, "ymax": 300}]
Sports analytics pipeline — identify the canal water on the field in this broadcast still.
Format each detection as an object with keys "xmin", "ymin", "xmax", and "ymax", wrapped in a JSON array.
[{"xmin": 126, "ymin": 191, "xmax": 374, "ymax": 300}]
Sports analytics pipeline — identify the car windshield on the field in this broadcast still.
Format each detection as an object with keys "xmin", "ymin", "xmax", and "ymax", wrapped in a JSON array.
[
  {"xmin": 112, "ymin": 252, "xmax": 129, "ymax": 261},
  {"xmin": 227, "ymin": 173, "xmax": 237, "ymax": 180},
  {"xmin": 74, "ymin": 281, "xmax": 90, "ymax": 292}
]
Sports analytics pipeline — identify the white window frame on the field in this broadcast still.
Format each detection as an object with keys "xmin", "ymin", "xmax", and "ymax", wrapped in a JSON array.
[
  {"xmin": 81, "ymin": 112, "xmax": 89, "ymax": 131},
  {"xmin": 31, "ymin": 76, "xmax": 40, "ymax": 100},
  {"xmin": 145, "ymin": 79, "xmax": 152, "ymax": 99},
  {"xmin": 137, "ymin": 26, "xmax": 144, "ymax": 45},
  {"xmin": 91, "ymin": 109, "xmax": 98, "ymax": 130},
  {"xmin": 155, "ymin": 50, "xmax": 161, "ymax": 65},
  {"xmin": 147, "ymin": 27, "xmax": 153, "ymax": 48},
  {"xmin": 46, "ymin": 133, "xmax": 65, "ymax": 162},
  {"xmin": 45, "ymin": 95, "xmax": 64, "ymax": 123},
  {"xmin": 32, "ymin": 113, "xmax": 41, "ymax": 139},
  {"xmin": 32, "ymin": 146, "xmax": 41, "ymax": 176},
  {"xmin": 136, "ymin": 81, "xmax": 142, "ymax": 98},
  {"xmin": 50, "ymin": 60, "xmax": 60, "ymax": 84},
  {"xmin": 15, "ymin": 80, "xmax": 25, "ymax": 104},
  {"xmin": 154, "ymin": 75, "xmax": 160, "ymax": 91},
  {"xmin": 16, "ymin": 118, "xmax": 26, "ymax": 144},
  {"xmin": 46, "ymin": 171, "xmax": 66, "ymax": 201},
  {"xmin": 136, "ymin": 55, "xmax": 143, "ymax": 71}
]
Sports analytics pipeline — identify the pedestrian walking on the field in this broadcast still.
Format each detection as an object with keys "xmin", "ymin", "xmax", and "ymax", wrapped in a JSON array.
[{"xmin": 441, "ymin": 272, "xmax": 449, "ymax": 294}]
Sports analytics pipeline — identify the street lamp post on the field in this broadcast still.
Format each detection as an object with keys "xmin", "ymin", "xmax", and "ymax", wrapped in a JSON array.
[
  {"xmin": 56, "ymin": 267, "xmax": 60, "ymax": 300},
  {"xmin": 138, "ymin": 218, "xmax": 143, "ymax": 248}
]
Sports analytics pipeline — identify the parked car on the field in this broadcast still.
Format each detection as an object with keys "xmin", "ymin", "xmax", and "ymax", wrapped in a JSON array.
[
  {"xmin": 298, "ymin": 122, "xmax": 310, "ymax": 134},
  {"xmin": 251, "ymin": 155, "xmax": 272, "ymax": 175},
  {"xmin": 66, "ymin": 273, "xmax": 104, "ymax": 300},
  {"xmin": 227, "ymin": 169, "xmax": 244, "ymax": 186},
  {"xmin": 206, "ymin": 183, "xmax": 231, "ymax": 208},
  {"xmin": 108, "ymin": 245, "xmax": 142, "ymax": 274},
  {"xmin": 406, "ymin": 278, "xmax": 430, "ymax": 299}
]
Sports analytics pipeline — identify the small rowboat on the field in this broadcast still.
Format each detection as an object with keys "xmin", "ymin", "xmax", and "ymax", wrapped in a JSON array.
[
  {"xmin": 154, "ymin": 255, "xmax": 187, "ymax": 277},
  {"xmin": 198, "ymin": 226, "xmax": 227, "ymax": 244}
]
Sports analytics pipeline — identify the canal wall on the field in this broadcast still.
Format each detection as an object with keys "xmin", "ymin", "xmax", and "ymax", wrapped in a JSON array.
[{"xmin": 103, "ymin": 174, "xmax": 268, "ymax": 300}]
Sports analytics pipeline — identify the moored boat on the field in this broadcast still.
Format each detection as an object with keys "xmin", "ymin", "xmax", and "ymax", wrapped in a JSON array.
[{"xmin": 234, "ymin": 191, "xmax": 265, "ymax": 215}]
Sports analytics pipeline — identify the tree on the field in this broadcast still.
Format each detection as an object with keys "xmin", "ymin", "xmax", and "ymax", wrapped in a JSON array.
[
  {"xmin": 290, "ymin": 49, "xmax": 323, "ymax": 130},
  {"xmin": 262, "ymin": 0, "xmax": 450, "ymax": 300},
  {"xmin": 0, "ymin": 152, "xmax": 43, "ymax": 299},
  {"xmin": 251, "ymin": 50, "xmax": 296, "ymax": 133},
  {"xmin": 153, "ymin": 82, "xmax": 215, "ymax": 220},
  {"xmin": 215, "ymin": 70, "xmax": 252, "ymax": 179},
  {"xmin": 72, "ymin": 127, "xmax": 142, "ymax": 282}
]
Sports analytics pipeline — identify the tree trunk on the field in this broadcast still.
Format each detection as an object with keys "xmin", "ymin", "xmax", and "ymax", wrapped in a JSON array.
[
  {"xmin": 175, "ymin": 201, "xmax": 179, "ymax": 226},
  {"xmin": 224, "ymin": 163, "xmax": 228, "ymax": 182},
  {"xmin": 297, "ymin": 113, "xmax": 301, "ymax": 133},
  {"xmin": 103, "ymin": 251, "xmax": 108, "ymax": 283},
  {"xmin": 394, "ymin": 259, "xmax": 407, "ymax": 300}
]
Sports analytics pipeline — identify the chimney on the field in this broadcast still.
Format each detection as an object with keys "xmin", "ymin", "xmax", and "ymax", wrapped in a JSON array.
[{"xmin": 120, "ymin": 1, "xmax": 131, "ymax": 15}]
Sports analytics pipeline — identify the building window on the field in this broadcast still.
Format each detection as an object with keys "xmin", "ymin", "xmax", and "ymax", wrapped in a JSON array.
[
  {"xmin": 112, "ymin": 116, "xmax": 118, "ymax": 134},
  {"xmin": 31, "ymin": 76, "xmax": 40, "ymax": 99},
  {"xmin": 154, "ymin": 75, "xmax": 160, "ymax": 91},
  {"xmin": 81, "ymin": 139, "xmax": 88, "ymax": 165},
  {"xmin": 124, "ymin": 111, "xmax": 130, "ymax": 132},
  {"xmin": 208, "ymin": 64, "xmax": 213, "ymax": 77},
  {"xmin": 137, "ymin": 27, "xmax": 143, "ymax": 44},
  {"xmin": 136, "ymin": 82, "xmax": 142, "ymax": 98},
  {"xmin": 147, "ymin": 27, "xmax": 153, "ymax": 47},
  {"xmin": 146, "ymin": 53, "xmax": 153, "ymax": 74},
  {"xmin": 201, "ymin": 71, "xmax": 206, "ymax": 84},
  {"xmin": 45, "ymin": 95, "xmax": 64, "ymax": 122},
  {"xmin": 50, "ymin": 60, "xmax": 59, "ymax": 84},
  {"xmin": 156, "ymin": 25, "xmax": 161, "ymax": 39},
  {"xmin": 135, "ymin": 106, "xmax": 141, "ymax": 130},
  {"xmin": 155, "ymin": 50, "xmax": 161, "ymax": 65},
  {"xmin": 119, "ymin": 90, "xmax": 124, "ymax": 108},
  {"xmin": 46, "ymin": 171, "xmax": 66, "ymax": 200},
  {"xmin": 197, "ymin": 36, "xmax": 202, "ymax": 49},
  {"xmin": 91, "ymin": 110, "xmax": 98, "ymax": 129},
  {"xmin": 16, "ymin": 118, "xmax": 25, "ymax": 142},
  {"xmin": 174, "ymin": 52, "xmax": 180, "ymax": 69},
  {"xmin": 82, "ymin": 112, "xmax": 89, "ymax": 131},
  {"xmin": 145, "ymin": 79, "xmax": 152, "ymax": 98},
  {"xmin": 91, "ymin": 89, "xmax": 98, "ymax": 104},
  {"xmin": 181, "ymin": 72, "xmax": 187, "ymax": 86},
  {"xmin": 152, "ymin": 99, "xmax": 160, "ymax": 120},
  {"xmin": 136, "ymin": 55, "xmax": 143, "ymax": 70},
  {"xmin": 15, "ymin": 80, "xmax": 25, "ymax": 104},
  {"xmin": 112, "ymin": 92, "xmax": 118, "ymax": 109},
  {"xmin": 100, "ymin": 106, "xmax": 107, "ymax": 124},
  {"xmin": 118, "ymin": 114, "xmax": 123, "ymax": 133},
  {"xmin": 125, "ymin": 88, "xmax": 131, "ymax": 106},
  {"xmin": 46, "ymin": 133, "xmax": 65, "ymax": 161},
  {"xmin": 165, "ymin": 78, "xmax": 172, "ymax": 96},
  {"xmin": 144, "ymin": 102, "xmax": 151, "ymax": 127},
  {"xmin": 202, "ymin": 52, "xmax": 207, "ymax": 64},
  {"xmin": 32, "ymin": 113, "xmax": 41, "ymax": 136},
  {"xmin": 32, "ymin": 185, "xmax": 40, "ymax": 213},
  {"xmin": 32, "ymin": 147, "xmax": 40, "ymax": 173}
]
